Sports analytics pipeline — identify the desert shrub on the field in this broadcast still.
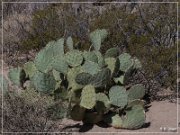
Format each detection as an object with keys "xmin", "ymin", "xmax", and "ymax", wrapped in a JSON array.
[
  {"xmin": 20, "ymin": 4, "xmax": 91, "ymax": 52},
  {"xmin": 3, "ymin": 89, "xmax": 64, "ymax": 132},
  {"xmin": 20, "ymin": 5, "xmax": 62, "ymax": 51},
  {"xmin": 90, "ymin": 4, "xmax": 177, "ymax": 94}
]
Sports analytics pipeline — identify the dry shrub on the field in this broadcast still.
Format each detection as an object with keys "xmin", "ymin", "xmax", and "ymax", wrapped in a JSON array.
[{"xmin": 2, "ymin": 89, "xmax": 66, "ymax": 132}]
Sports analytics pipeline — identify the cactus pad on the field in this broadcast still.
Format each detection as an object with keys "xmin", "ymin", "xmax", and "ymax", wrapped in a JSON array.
[
  {"xmin": 80, "ymin": 85, "xmax": 96, "ymax": 109},
  {"xmin": 122, "ymin": 105, "xmax": 145, "ymax": 129},
  {"xmin": 35, "ymin": 38, "xmax": 64, "ymax": 73},
  {"xmin": 93, "ymin": 51, "xmax": 106, "ymax": 68},
  {"xmin": 105, "ymin": 57, "xmax": 119, "ymax": 75},
  {"xmin": 67, "ymin": 66, "xmax": 83, "ymax": 91},
  {"xmin": 8, "ymin": 67, "xmax": 26, "ymax": 87},
  {"xmin": 31, "ymin": 71, "xmax": 56, "ymax": 93},
  {"xmin": 105, "ymin": 47, "xmax": 119, "ymax": 58},
  {"xmin": 23, "ymin": 61, "xmax": 37, "ymax": 79},
  {"xmin": 89, "ymin": 29, "xmax": 108, "ymax": 51},
  {"xmin": 104, "ymin": 113, "xmax": 123, "ymax": 128},
  {"xmin": 128, "ymin": 84, "xmax": 145, "ymax": 100},
  {"xmin": 75, "ymin": 72, "xmax": 92, "ymax": 85},
  {"xmin": 127, "ymin": 100, "xmax": 145, "ymax": 108},
  {"xmin": 91, "ymin": 68, "xmax": 111, "ymax": 87},
  {"xmin": 82, "ymin": 61, "xmax": 100, "ymax": 75},
  {"xmin": 52, "ymin": 56, "xmax": 68, "ymax": 74},
  {"xmin": 114, "ymin": 75, "xmax": 124, "ymax": 84},
  {"xmin": 52, "ymin": 69, "xmax": 61, "ymax": 82},
  {"xmin": 95, "ymin": 93, "xmax": 110, "ymax": 113},
  {"xmin": 65, "ymin": 50, "xmax": 83, "ymax": 67},
  {"xmin": 83, "ymin": 51, "xmax": 98, "ymax": 63},
  {"xmin": 119, "ymin": 53, "xmax": 133, "ymax": 72},
  {"xmin": 66, "ymin": 36, "xmax": 73, "ymax": 50},
  {"xmin": 109, "ymin": 86, "xmax": 128, "ymax": 108}
]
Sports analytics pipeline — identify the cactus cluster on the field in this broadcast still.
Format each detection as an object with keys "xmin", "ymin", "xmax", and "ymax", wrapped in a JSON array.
[{"xmin": 2, "ymin": 29, "xmax": 146, "ymax": 130}]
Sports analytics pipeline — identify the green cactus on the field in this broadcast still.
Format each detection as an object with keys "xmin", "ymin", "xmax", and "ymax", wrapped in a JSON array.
[
  {"xmin": 66, "ymin": 36, "xmax": 74, "ymax": 50},
  {"xmin": 31, "ymin": 71, "xmax": 56, "ymax": 93},
  {"xmin": 109, "ymin": 86, "xmax": 128, "ymax": 108},
  {"xmin": 119, "ymin": 53, "xmax": 133, "ymax": 72},
  {"xmin": 105, "ymin": 47, "xmax": 119, "ymax": 58},
  {"xmin": 70, "ymin": 105, "xmax": 85, "ymax": 121},
  {"xmin": 52, "ymin": 69, "xmax": 61, "ymax": 81},
  {"xmin": 93, "ymin": 51, "xmax": 106, "ymax": 68},
  {"xmin": 82, "ymin": 61, "xmax": 100, "ymax": 75},
  {"xmin": 104, "ymin": 113, "xmax": 123, "ymax": 128},
  {"xmin": 95, "ymin": 93, "xmax": 110, "ymax": 113},
  {"xmin": 67, "ymin": 66, "xmax": 83, "ymax": 91},
  {"xmin": 80, "ymin": 85, "xmax": 96, "ymax": 109},
  {"xmin": 127, "ymin": 84, "xmax": 145, "ymax": 100},
  {"xmin": 8, "ymin": 67, "xmax": 26, "ymax": 87},
  {"xmin": 83, "ymin": 51, "xmax": 98, "ymax": 63},
  {"xmin": 105, "ymin": 57, "xmax": 120, "ymax": 75},
  {"xmin": 114, "ymin": 75, "xmax": 124, "ymax": 84},
  {"xmin": 7, "ymin": 29, "xmax": 146, "ymax": 129},
  {"xmin": 127, "ymin": 100, "xmax": 145, "ymax": 108},
  {"xmin": 90, "ymin": 68, "xmax": 111, "ymax": 88},
  {"xmin": 75, "ymin": 72, "xmax": 92, "ymax": 85},
  {"xmin": 52, "ymin": 56, "xmax": 68, "ymax": 74},
  {"xmin": 35, "ymin": 38, "xmax": 64, "ymax": 73},
  {"xmin": 65, "ymin": 50, "xmax": 83, "ymax": 67},
  {"xmin": 23, "ymin": 61, "xmax": 37, "ymax": 79},
  {"xmin": 89, "ymin": 29, "xmax": 108, "ymax": 51},
  {"xmin": 122, "ymin": 105, "xmax": 145, "ymax": 129}
]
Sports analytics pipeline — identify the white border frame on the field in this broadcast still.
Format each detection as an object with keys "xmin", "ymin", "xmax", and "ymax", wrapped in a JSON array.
[{"xmin": 1, "ymin": 1, "xmax": 179, "ymax": 134}]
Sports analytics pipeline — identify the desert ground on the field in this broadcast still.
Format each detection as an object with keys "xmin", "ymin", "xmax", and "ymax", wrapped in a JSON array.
[{"xmin": 59, "ymin": 100, "xmax": 180, "ymax": 134}]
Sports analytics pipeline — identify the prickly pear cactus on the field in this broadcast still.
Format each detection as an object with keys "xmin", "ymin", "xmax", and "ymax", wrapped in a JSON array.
[
  {"xmin": 90, "ymin": 68, "xmax": 111, "ymax": 87},
  {"xmin": 8, "ymin": 28, "xmax": 146, "ymax": 130},
  {"xmin": 75, "ymin": 72, "xmax": 92, "ymax": 85},
  {"xmin": 82, "ymin": 61, "xmax": 100, "ymax": 75},
  {"xmin": 31, "ymin": 71, "xmax": 56, "ymax": 93},
  {"xmin": 83, "ymin": 51, "xmax": 98, "ymax": 63},
  {"xmin": 109, "ymin": 86, "xmax": 128, "ymax": 108},
  {"xmin": 8, "ymin": 67, "xmax": 26, "ymax": 87},
  {"xmin": 90, "ymin": 29, "xmax": 108, "ymax": 51},
  {"xmin": 95, "ymin": 93, "xmax": 110, "ymax": 113},
  {"xmin": 119, "ymin": 53, "xmax": 133, "ymax": 72},
  {"xmin": 23, "ymin": 61, "xmax": 37, "ymax": 79},
  {"xmin": 104, "ymin": 113, "xmax": 123, "ymax": 128},
  {"xmin": 66, "ymin": 36, "xmax": 74, "ymax": 51},
  {"xmin": 52, "ymin": 56, "xmax": 68, "ymax": 74},
  {"xmin": 127, "ymin": 84, "xmax": 145, "ymax": 100},
  {"xmin": 122, "ymin": 105, "xmax": 146, "ymax": 129},
  {"xmin": 80, "ymin": 85, "xmax": 96, "ymax": 109},
  {"xmin": 65, "ymin": 50, "xmax": 83, "ymax": 67},
  {"xmin": 35, "ymin": 38, "xmax": 64, "ymax": 73},
  {"xmin": 105, "ymin": 47, "xmax": 119, "ymax": 58}
]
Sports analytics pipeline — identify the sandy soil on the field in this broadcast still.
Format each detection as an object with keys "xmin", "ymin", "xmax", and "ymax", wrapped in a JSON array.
[{"xmin": 61, "ymin": 100, "xmax": 179, "ymax": 135}]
